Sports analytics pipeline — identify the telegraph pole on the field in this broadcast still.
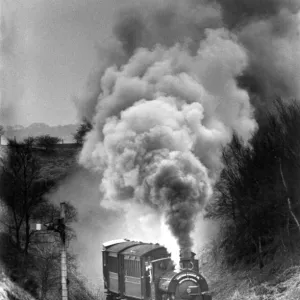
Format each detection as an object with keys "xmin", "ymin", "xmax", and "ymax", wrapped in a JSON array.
[{"xmin": 60, "ymin": 202, "xmax": 68, "ymax": 300}]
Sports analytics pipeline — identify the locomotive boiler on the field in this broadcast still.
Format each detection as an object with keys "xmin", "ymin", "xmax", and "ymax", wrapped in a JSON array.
[{"xmin": 102, "ymin": 239, "xmax": 211, "ymax": 300}]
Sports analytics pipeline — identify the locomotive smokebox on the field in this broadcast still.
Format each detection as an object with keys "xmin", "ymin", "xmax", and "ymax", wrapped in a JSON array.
[{"xmin": 179, "ymin": 249, "xmax": 196, "ymax": 270}]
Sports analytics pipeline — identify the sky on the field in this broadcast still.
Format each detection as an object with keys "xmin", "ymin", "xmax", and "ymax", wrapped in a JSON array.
[{"xmin": 0, "ymin": 0, "xmax": 143, "ymax": 126}]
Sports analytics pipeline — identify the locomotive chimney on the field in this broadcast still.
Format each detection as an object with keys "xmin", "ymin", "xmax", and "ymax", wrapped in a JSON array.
[{"xmin": 179, "ymin": 249, "xmax": 196, "ymax": 270}]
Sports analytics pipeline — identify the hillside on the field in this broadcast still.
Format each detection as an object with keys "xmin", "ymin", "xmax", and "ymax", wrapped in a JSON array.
[
  {"xmin": 199, "ymin": 244, "xmax": 300, "ymax": 300},
  {"xmin": 210, "ymin": 266, "xmax": 300, "ymax": 299},
  {"xmin": 0, "ymin": 143, "xmax": 98, "ymax": 300},
  {"xmin": 0, "ymin": 273, "xmax": 37, "ymax": 300}
]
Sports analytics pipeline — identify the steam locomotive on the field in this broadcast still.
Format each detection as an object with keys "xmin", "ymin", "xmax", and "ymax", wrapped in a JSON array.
[{"xmin": 102, "ymin": 239, "xmax": 211, "ymax": 300}]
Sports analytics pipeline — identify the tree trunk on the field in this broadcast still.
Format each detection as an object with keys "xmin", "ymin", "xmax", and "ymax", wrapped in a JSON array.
[
  {"xmin": 258, "ymin": 236, "xmax": 264, "ymax": 269},
  {"xmin": 279, "ymin": 159, "xmax": 300, "ymax": 235},
  {"xmin": 12, "ymin": 198, "xmax": 21, "ymax": 249},
  {"xmin": 15, "ymin": 226, "xmax": 21, "ymax": 249},
  {"xmin": 251, "ymin": 236, "xmax": 264, "ymax": 269},
  {"xmin": 24, "ymin": 213, "xmax": 30, "ymax": 254}
]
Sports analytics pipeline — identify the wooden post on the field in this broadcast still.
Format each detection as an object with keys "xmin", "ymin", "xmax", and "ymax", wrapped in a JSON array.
[
  {"xmin": 32, "ymin": 204, "xmax": 69, "ymax": 300},
  {"xmin": 60, "ymin": 202, "xmax": 68, "ymax": 300}
]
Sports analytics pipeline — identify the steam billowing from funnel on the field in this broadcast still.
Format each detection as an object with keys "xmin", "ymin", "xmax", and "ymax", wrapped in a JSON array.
[
  {"xmin": 147, "ymin": 152, "xmax": 211, "ymax": 254},
  {"xmin": 79, "ymin": 28, "xmax": 257, "ymax": 255},
  {"xmin": 113, "ymin": 1, "xmax": 222, "ymax": 56},
  {"xmin": 76, "ymin": 0, "xmax": 300, "ymax": 123}
]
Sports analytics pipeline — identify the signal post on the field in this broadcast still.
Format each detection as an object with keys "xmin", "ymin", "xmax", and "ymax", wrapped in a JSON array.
[
  {"xmin": 60, "ymin": 202, "xmax": 68, "ymax": 300},
  {"xmin": 34, "ymin": 202, "xmax": 68, "ymax": 300}
]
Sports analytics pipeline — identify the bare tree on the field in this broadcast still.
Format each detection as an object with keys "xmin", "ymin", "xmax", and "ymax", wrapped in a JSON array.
[
  {"xmin": 206, "ymin": 99, "xmax": 300, "ymax": 268},
  {"xmin": 0, "ymin": 140, "xmax": 42, "ymax": 252},
  {"xmin": 73, "ymin": 119, "xmax": 92, "ymax": 145},
  {"xmin": 0, "ymin": 138, "xmax": 72, "ymax": 253}
]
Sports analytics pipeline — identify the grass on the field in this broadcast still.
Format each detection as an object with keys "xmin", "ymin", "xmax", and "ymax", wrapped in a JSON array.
[{"xmin": 199, "ymin": 242, "xmax": 300, "ymax": 300}]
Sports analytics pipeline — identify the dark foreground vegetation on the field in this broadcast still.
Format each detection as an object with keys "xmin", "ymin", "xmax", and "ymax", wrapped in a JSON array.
[
  {"xmin": 0, "ymin": 125, "xmax": 97, "ymax": 299},
  {"xmin": 204, "ymin": 99, "xmax": 300, "ymax": 299}
]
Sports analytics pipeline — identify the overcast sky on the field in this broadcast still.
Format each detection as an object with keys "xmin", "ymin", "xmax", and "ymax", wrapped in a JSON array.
[{"xmin": 1, "ymin": 0, "xmax": 142, "ymax": 126}]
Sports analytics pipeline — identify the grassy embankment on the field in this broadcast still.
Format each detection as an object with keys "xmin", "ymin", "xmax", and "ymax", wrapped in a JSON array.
[{"xmin": 199, "ymin": 241, "xmax": 300, "ymax": 300}]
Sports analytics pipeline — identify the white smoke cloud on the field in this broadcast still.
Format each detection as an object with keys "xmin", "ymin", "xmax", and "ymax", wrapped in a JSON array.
[{"xmin": 79, "ymin": 28, "xmax": 257, "ymax": 259}]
